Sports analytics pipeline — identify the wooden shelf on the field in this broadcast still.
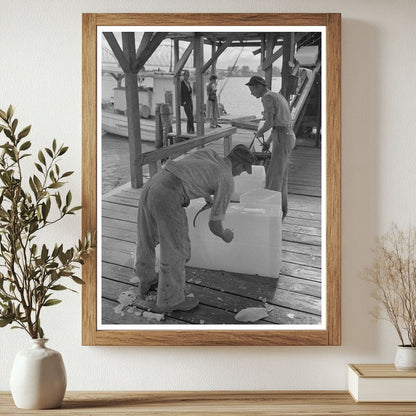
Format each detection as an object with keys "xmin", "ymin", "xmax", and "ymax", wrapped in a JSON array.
[{"xmin": 1, "ymin": 391, "xmax": 416, "ymax": 415}]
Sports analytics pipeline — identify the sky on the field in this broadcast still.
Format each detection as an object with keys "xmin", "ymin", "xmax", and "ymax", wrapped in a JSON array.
[{"xmin": 101, "ymin": 32, "xmax": 280, "ymax": 71}]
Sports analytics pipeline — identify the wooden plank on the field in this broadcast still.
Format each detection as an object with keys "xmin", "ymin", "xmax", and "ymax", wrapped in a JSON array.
[
  {"xmin": 101, "ymin": 243, "xmax": 321, "ymax": 317},
  {"xmin": 230, "ymin": 115, "xmax": 259, "ymax": 130},
  {"xmin": 280, "ymin": 262, "xmax": 321, "ymax": 282},
  {"xmin": 102, "ymin": 218, "xmax": 136, "ymax": 233},
  {"xmin": 282, "ymin": 250, "xmax": 321, "ymax": 269},
  {"xmin": 287, "ymin": 209, "xmax": 321, "ymax": 221},
  {"xmin": 3, "ymin": 390, "xmax": 416, "ymax": 415},
  {"xmin": 186, "ymin": 268, "xmax": 321, "ymax": 316},
  {"xmin": 283, "ymin": 231, "xmax": 321, "ymax": 246},
  {"xmin": 282, "ymin": 240, "xmax": 321, "ymax": 257},
  {"xmin": 287, "ymin": 194, "xmax": 321, "ymax": 213},
  {"xmin": 102, "ymin": 278, "xmax": 246, "ymax": 325},
  {"xmin": 283, "ymin": 223, "xmax": 321, "ymax": 237},
  {"xmin": 102, "ymin": 298, "xmax": 183, "ymax": 325},
  {"xmin": 82, "ymin": 12, "xmax": 98, "ymax": 346},
  {"xmin": 103, "ymin": 32, "xmax": 129, "ymax": 73},
  {"xmin": 136, "ymin": 127, "xmax": 237, "ymax": 166},
  {"xmin": 262, "ymin": 46, "xmax": 283, "ymax": 70},
  {"xmin": 289, "ymin": 186, "xmax": 321, "ymax": 197},
  {"xmin": 326, "ymin": 12, "xmax": 342, "ymax": 346},
  {"xmin": 200, "ymin": 38, "xmax": 233, "ymax": 74},
  {"xmin": 194, "ymin": 34, "xmax": 204, "ymax": 136},
  {"xmin": 122, "ymin": 32, "xmax": 143, "ymax": 188},
  {"xmin": 264, "ymin": 32, "xmax": 274, "ymax": 88},
  {"xmin": 103, "ymin": 194, "xmax": 139, "ymax": 206},
  {"xmin": 173, "ymin": 40, "xmax": 181, "ymax": 136},
  {"xmin": 173, "ymin": 41, "xmax": 193, "ymax": 77},
  {"xmin": 284, "ymin": 215, "xmax": 321, "ymax": 229},
  {"xmin": 133, "ymin": 32, "xmax": 167, "ymax": 72},
  {"xmin": 102, "ymin": 268, "xmax": 320, "ymax": 325}
]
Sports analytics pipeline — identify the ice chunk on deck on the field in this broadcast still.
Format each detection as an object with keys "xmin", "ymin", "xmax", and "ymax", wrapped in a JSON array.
[
  {"xmin": 186, "ymin": 188, "xmax": 282, "ymax": 278},
  {"xmin": 231, "ymin": 165, "xmax": 265, "ymax": 202}
]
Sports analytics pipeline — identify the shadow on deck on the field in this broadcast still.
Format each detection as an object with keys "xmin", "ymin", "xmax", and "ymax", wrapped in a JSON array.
[{"xmin": 101, "ymin": 131, "xmax": 322, "ymax": 326}]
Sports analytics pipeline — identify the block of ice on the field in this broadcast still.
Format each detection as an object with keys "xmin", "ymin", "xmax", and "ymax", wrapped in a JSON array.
[
  {"xmin": 231, "ymin": 165, "xmax": 265, "ymax": 202},
  {"xmin": 185, "ymin": 194, "xmax": 282, "ymax": 278},
  {"xmin": 240, "ymin": 188, "xmax": 282, "ymax": 212}
]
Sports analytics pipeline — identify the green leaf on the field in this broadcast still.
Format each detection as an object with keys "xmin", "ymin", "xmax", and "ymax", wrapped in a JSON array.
[
  {"xmin": 34, "ymin": 163, "xmax": 43, "ymax": 173},
  {"xmin": 0, "ymin": 317, "xmax": 13, "ymax": 327},
  {"xmin": 48, "ymin": 182, "xmax": 64, "ymax": 189},
  {"xmin": 11, "ymin": 119, "xmax": 18, "ymax": 133},
  {"xmin": 29, "ymin": 177, "xmax": 38, "ymax": 197},
  {"xmin": 19, "ymin": 140, "xmax": 31, "ymax": 151},
  {"xmin": 38, "ymin": 150, "xmax": 46, "ymax": 165},
  {"xmin": 0, "ymin": 109, "xmax": 7, "ymax": 121},
  {"xmin": 43, "ymin": 299, "xmax": 62, "ymax": 307},
  {"xmin": 58, "ymin": 146, "xmax": 68, "ymax": 156},
  {"xmin": 61, "ymin": 171, "xmax": 74, "ymax": 178},
  {"xmin": 41, "ymin": 244, "xmax": 48, "ymax": 262},
  {"xmin": 41, "ymin": 202, "xmax": 50, "ymax": 221},
  {"xmin": 33, "ymin": 175, "xmax": 43, "ymax": 192},
  {"xmin": 71, "ymin": 276, "xmax": 85, "ymax": 285},
  {"xmin": 55, "ymin": 192, "xmax": 62, "ymax": 208},
  {"xmin": 17, "ymin": 125, "xmax": 31, "ymax": 140},
  {"xmin": 50, "ymin": 284, "xmax": 68, "ymax": 291},
  {"xmin": 38, "ymin": 325, "xmax": 44, "ymax": 339},
  {"xmin": 65, "ymin": 191, "xmax": 72, "ymax": 207},
  {"xmin": 6, "ymin": 105, "xmax": 14, "ymax": 122},
  {"xmin": 52, "ymin": 139, "xmax": 57, "ymax": 152},
  {"xmin": 4, "ymin": 129, "xmax": 12, "ymax": 140},
  {"xmin": 69, "ymin": 206, "xmax": 82, "ymax": 213},
  {"xmin": 45, "ymin": 148, "xmax": 53, "ymax": 158}
]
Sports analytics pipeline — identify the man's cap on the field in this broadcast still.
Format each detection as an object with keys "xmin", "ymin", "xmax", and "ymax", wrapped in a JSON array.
[
  {"xmin": 245, "ymin": 75, "xmax": 267, "ymax": 86},
  {"xmin": 228, "ymin": 144, "xmax": 256, "ymax": 174}
]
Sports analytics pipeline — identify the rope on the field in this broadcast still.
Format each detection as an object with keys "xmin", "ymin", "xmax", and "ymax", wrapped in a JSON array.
[{"xmin": 218, "ymin": 46, "xmax": 245, "ymax": 102}]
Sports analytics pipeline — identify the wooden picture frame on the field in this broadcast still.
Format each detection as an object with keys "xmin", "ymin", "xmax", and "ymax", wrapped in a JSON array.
[{"xmin": 82, "ymin": 13, "xmax": 341, "ymax": 346}]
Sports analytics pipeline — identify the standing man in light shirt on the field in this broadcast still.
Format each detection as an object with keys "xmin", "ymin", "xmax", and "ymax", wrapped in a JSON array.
[
  {"xmin": 134, "ymin": 145, "xmax": 256, "ymax": 313},
  {"xmin": 246, "ymin": 75, "xmax": 296, "ymax": 219}
]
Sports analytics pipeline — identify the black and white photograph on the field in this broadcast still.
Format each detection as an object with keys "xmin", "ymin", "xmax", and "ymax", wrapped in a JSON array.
[{"xmin": 97, "ymin": 27, "xmax": 326, "ymax": 330}]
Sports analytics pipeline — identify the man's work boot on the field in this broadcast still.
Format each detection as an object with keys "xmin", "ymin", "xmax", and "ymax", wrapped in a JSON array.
[{"xmin": 152, "ymin": 297, "xmax": 199, "ymax": 313}]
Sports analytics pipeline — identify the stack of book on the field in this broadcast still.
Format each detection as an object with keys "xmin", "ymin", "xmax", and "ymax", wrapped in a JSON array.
[{"xmin": 348, "ymin": 364, "xmax": 416, "ymax": 402}]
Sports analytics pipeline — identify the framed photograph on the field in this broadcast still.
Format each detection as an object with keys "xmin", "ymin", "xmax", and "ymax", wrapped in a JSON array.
[{"xmin": 82, "ymin": 13, "xmax": 341, "ymax": 346}]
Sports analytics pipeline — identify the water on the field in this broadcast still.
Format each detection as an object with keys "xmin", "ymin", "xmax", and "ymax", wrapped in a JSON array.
[{"xmin": 101, "ymin": 75, "xmax": 282, "ymax": 118}]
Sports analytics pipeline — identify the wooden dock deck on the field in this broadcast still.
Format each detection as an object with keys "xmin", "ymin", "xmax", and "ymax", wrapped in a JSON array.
[{"xmin": 101, "ymin": 129, "xmax": 322, "ymax": 326}]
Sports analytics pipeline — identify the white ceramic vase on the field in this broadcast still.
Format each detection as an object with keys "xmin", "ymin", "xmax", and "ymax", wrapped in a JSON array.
[
  {"xmin": 394, "ymin": 345, "xmax": 416, "ymax": 371},
  {"xmin": 10, "ymin": 338, "xmax": 67, "ymax": 409}
]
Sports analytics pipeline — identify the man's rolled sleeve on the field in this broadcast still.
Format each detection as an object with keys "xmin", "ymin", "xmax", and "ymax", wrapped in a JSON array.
[{"xmin": 209, "ymin": 177, "xmax": 233, "ymax": 221}]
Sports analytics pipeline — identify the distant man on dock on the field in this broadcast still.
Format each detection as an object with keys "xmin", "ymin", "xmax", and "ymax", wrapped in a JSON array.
[
  {"xmin": 134, "ymin": 145, "xmax": 256, "ymax": 313},
  {"xmin": 180, "ymin": 70, "xmax": 195, "ymax": 134},
  {"xmin": 245, "ymin": 75, "xmax": 296, "ymax": 219}
]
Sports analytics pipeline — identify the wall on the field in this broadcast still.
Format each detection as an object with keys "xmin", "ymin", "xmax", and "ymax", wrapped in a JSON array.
[{"xmin": 1, "ymin": 0, "xmax": 416, "ymax": 391}]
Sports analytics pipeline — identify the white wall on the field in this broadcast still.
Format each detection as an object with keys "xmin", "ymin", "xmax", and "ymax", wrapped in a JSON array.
[{"xmin": 1, "ymin": 0, "xmax": 416, "ymax": 391}]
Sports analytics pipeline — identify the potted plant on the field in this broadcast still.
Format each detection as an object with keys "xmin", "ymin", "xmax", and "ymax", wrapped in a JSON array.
[
  {"xmin": 0, "ymin": 106, "xmax": 95, "ymax": 408},
  {"xmin": 363, "ymin": 223, "xmax": 416, "ymax": 370}
]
